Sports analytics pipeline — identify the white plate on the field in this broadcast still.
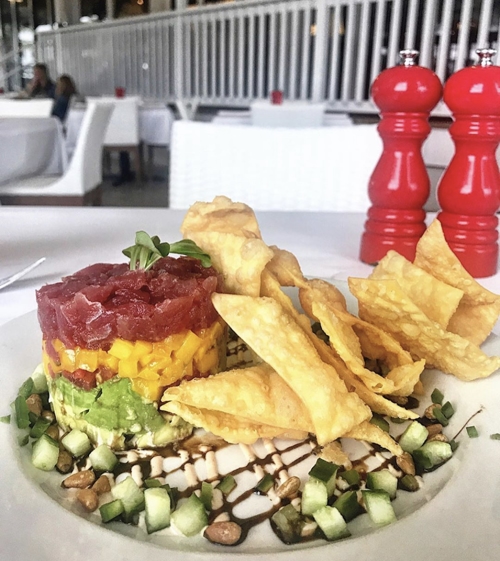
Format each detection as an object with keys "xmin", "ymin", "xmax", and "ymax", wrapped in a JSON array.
[{"xmin": 1, "ymin": 309, "xmax": 500, "ymax": 561}]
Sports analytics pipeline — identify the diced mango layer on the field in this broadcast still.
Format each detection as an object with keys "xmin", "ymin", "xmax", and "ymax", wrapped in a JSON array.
[{"xmin": 42, "ymin": 319, "xmax": 226, "ymax": 401}]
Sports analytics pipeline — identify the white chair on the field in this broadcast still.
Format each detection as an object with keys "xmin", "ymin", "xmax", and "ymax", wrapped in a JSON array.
[
  {"xmin": 0, "ymin": 102, "xmax": 113, "ymax": 206},
  {"xmin": 87, "ymin": 96, "xmax": 142, "ymax": 179},
  {"xmin": 169, "ymin": 121, "xmax": 382, "ymax": 211},
  {"xmin": 0, "ymin": 99, "xmax": 54, "ymax": 117}
]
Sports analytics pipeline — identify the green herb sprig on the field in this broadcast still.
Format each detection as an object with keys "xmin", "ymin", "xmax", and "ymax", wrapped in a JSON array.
[{"xmin": 123, "ymin": 231, "xmax": 211, "ymax": 271}]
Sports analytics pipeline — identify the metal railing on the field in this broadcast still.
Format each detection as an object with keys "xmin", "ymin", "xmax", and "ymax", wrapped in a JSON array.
[{"xmin": 37, "ymin": 0, "xmax": 500, "ymax": 116}]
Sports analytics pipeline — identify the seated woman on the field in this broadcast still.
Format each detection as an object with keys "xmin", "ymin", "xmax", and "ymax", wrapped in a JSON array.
[{"xmin": 51, "ymin": 75, "xmax": 77, "ymax": 122}]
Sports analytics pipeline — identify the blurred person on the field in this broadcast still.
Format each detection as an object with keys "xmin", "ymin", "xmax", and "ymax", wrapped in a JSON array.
[
  {"xmin": 25, "ymin": 63, "xmax": 56, "ymax": 99},
  {"xmin": 51, "ymin": 75, "xmax": 77, "ymax": 121},
  {"xmin": 118, "ymin": 0, "xmax": 144, "ymax": 18}
]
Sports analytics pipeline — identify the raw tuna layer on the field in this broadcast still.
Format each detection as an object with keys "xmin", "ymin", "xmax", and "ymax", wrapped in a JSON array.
[{"xmin": 37, "ymin": 257, "xmax": 223, "ymax": 350}]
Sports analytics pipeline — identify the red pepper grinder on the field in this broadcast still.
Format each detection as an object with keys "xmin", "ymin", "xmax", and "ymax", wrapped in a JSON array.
[
  {"xmin": 360, "ymin": 49, "xmax": 442, "ymax": 264},
  {"xmin": 437, "ymin": 48, "xmax": 500, "ymax": 278}
]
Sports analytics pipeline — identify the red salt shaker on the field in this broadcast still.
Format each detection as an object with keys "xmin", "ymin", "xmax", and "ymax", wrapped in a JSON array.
[
  {"xmin": 360, "ymin": 50, "xmax": 442, "ymax": 264},
  {"xmin": 437, "ymin": 48, "xmax": 500, "ymax": 278}
]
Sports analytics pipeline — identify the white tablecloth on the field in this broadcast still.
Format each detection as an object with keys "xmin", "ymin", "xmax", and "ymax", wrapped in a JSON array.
[
  {"xmin": 0, "ymin": 118, "xmax": 67, "ymax": 185},
  {"xmin": 251, "ymin": 101, "xmax": 327, "ymax": 127},
  {"xmin": 65, "ymin": 104, "xmax": 175, "ymax": 154}
]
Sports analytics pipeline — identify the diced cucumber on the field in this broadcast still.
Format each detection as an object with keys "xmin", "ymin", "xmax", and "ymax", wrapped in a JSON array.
[
  {"xmin": 332, "ymin": 490, "xmax": 363, "ymax": 521},
  {"xmin": 309, "ymin": 458, "xmax": 339, "ymax": 496},
  {"xmin": 61, "ymin": 429, "xmax": 92, "ymax": 457},
  {"xmin": 255, "ymin": 473, "xmax": 274, "ymax": 494},
  {"xmin": 145, "ymin": 487, "xmax": 171, "ymax": 534},
  {"xmin": 340, "ymin": 469, "xmax": 361, "ymax": 487},
  {"xmin": 29, "ymin": 417, "xmax": 51, "ymax": 439},
  {"xmin": 313, "ymin": 506, "xmax": 350, "ymax": 541},
  {"xmin": 362, "ymin": 490, "xmax": 397, "ymax": 526},
  {"xmin": 301, "ymin": 478, "xmax": 328, "ymax": 516},
  {"xmin": 430, "ymin": 388, "xmax": 444, "ymax": 405},
  {"xmin": 111, "ymin": 476, "xmax": 145, "ymax": 522},
  {"xmin": 216, "ymin": 475, "xmax": 236, "ymax": 495},
  {"xmin": 370, "ymin": 414, "xmax": 389, "ymax": 433},
  {"xmin": 271, "ymin": 504, "xmax": 304, "ymax": 544},
  {"xmin": 441, "ymin": 401, "xmax": 455, "ymax": 419},
  {"xmin": 466, "ymin": 426, "xmax": 479, "ymax": 438},
  {"xmin": 144, "ymin": 478, "xmax": 162, "ymax": 488},
  {"xmin": 18, "ymin": 378, "xmax": 34, "ymax": 400},
  {"xmin": 161, "ymin": 484, "xmax": 178, "ymax": 510},
  {"xmin": 100, "ymin": 499, "xmax": 125, "ymax": 523},
  {"xmin": 412, "ymin": 441, "xmax": 453, "ymax": 471},
  {"xmin": 432, "ymin": 407, "xmax": 449, "ymax": 427},
  {"xmin": 171, "ymin": 494, "xmax": 208, "ymax": 537},
  {"xmin": 14, "ymin": 396, "xmax": 30, "ymax": 429},
  {"xmin": 199, "ymin": 481, "xmax": 213, "ymax": 511},
  {"xmin": 31, "ymin": 364, "xmax": 48, "ymax": 394},
  {"xmin": 366, "ymin": 469, "xmax": 398, "ymax": 500},
  {"xmin": 89, "ymin": 444, "xmax": 118, "ymax": 472},
  {"xmin": 398, "ymin": 421, "xmax": 429, "ymax": 453},
  {"xmin": 32, "ymin": 434, "xmax": 59, "ymax": 471}
]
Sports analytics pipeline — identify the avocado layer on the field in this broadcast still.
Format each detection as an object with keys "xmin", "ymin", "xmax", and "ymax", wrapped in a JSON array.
[{"xmin": 48, "ymin": 374, "xmax": 192, "ymax": 450}]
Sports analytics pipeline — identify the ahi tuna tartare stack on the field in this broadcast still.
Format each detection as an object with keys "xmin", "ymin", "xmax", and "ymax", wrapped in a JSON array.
[{"xmin": 37, "ymin": 255, "xmax": 226, "ymax": 450}]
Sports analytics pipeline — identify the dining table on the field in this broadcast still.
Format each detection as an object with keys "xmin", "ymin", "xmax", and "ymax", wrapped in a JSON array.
[
  {"xmin": 0, "ymin": 117, "xmax": 67, "ymax": 185},
  {"xmin": 1, "ymin": 205, "xmax": 499, "ymax": 561},
  {"xmin": 250, "ymin": 100, "xmax": 327, "ymax": 128},
  {"xmin": 65, "ymin": 102, "xmax": 175, "ymax": 157}
]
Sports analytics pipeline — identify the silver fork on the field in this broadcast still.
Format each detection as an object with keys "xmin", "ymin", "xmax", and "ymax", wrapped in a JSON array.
[{"xmin": 0, "ymin": 257, "xmax": 46, "ymax": 290}]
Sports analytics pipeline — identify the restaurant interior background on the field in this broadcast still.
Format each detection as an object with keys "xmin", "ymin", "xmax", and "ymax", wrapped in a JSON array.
[{"xmin": 0, "ymin": 0, "xmax": 499, "ymax": 208}]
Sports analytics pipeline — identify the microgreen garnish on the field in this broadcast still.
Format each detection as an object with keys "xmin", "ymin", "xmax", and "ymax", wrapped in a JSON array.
[{"xmin": 122, "ymin": 231, "xmax": 211, "ymax": 270}]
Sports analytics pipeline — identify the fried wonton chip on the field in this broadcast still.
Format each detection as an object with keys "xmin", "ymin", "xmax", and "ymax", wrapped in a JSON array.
[
  {"xmin": 310, "ymin": 300, "xmax": 395, "ymax": 394},
  {"xmin": 212, "ymin": 293, "xmax": 371, "ymax": 445},
  {"xmin": 351, "ymin": 324, "xmax": 425, "ymax": 397},
  {"xmin": 349, "ymin": 277, "xmax": 500, "ymax": 381},
  {"xmin": 261, "ymin": 270, "xmax": 415, "ymax": 419},
  {"xmin": 318, "ymin": 441, "xmax": 352, "ymax": 469},
  {"xmin": 414, "ymin": 219, "xmax": 500, "ymax": 345},
  {"xmin": 325, "ymin": 349, "xmax": 418, "ymax": 420},
  {"xmin": 163, "ymin": 401, "xmax": 290, "ymax": 444},
  {"xmin": 300, "ymin": 280, "xmax": 424, "ymax": 396},
  {"xmin": 162, "ymin": 363, "xmax": 314, "ymax": 433},
  {"xmin": 265, "ymin": 246, "xmax": 308, "ymax": 289},
  {"xmin": 345, "ymin": 421, "xmax": 403, "ymax": 457},
  {"xmin": 180, "ymin": 196, "xmax": 274, "ymax": 296},
  {"xmin": 370, "ymin": 250, "xmax": 464, "ymax": 329},
  {"xmin": 181, "ymin": 195, "xmax": 263, "ymax": 237},
  {"xmin": 299, "ymin": 278, "xmax": 347, "ymax": 312}
]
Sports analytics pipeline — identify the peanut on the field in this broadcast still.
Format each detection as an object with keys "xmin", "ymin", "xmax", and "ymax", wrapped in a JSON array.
[
  {"xmin": 428, "ymin": 433, "xmax": 449, "ymax": 443},
  {"xmin": 396, "ymin": 452, "xmax": 415, "ymax": 476},
  {"xmin": 276, "ymin": 476, "xmax": 301, "ymax": 499},
  {"xmin": 46, "ymin": 425, "xmax": 60, "ymax": 441},
  {"xmin": 62, "ymin": 470, "xmax": 95, "ymax": 489},
  {"xmin": 40, "ymin": 410, "xmax": 55, "ymax": 423},
  {"xmin": 56, "ymin": 449, "xmax": 74, "ymax": 474},
  {"xmin": 425, "ymin": 404, "xmax": 441, "ymax": 420},
  {"xmin": 92, "ymin": 475, "xmax": 111, "ymax": 495},
  {"xmin": 26, "ymin": 394, "xmax": 43, "ymax": 417},
  {"xmin": 426, "ymin": 423, "xmax": 443, "ymax": 438},
  {"xmin": 76, "ymin": 488, "xmax": 99, "ymax": 512},
  {"xmin": 204, "ymin": 521, "xmax": 242, "ymax": 546}
]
